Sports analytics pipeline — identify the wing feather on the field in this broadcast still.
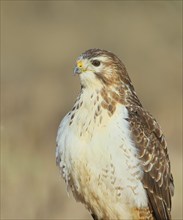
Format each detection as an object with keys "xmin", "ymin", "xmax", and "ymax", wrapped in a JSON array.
[{"xmin": 126, "ymin": 105, "xmax": 174, "ymax": 220}]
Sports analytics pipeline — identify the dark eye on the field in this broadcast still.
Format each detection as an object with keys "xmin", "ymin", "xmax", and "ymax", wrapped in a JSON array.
[{"xmin": 91, "ymin": 60, "xmax": 101, "ymax": 67}]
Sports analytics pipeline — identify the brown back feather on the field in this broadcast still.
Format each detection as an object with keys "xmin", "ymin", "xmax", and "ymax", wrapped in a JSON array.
[{"xmin": 126, "ymin": 105, "xmax": 174, "ymax": 220}]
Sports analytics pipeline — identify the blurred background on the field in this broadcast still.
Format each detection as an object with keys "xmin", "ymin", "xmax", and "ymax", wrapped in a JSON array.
[{"xmin": 1, "ymin": 1, "xmax": 182, "ymax": 219}]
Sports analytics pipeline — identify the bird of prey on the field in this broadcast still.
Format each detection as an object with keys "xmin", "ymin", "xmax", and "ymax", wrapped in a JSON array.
[{"xmin": 56, "ymin": 49, "xmax": 174, "ymax": 220}]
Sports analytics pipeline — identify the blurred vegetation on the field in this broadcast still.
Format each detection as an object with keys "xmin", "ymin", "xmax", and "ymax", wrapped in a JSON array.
[{"xmin": 1, "ymin": 1, "xmax": 182, "ymax": 219}]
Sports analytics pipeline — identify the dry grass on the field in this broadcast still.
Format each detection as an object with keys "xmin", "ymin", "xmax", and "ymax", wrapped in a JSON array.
[{"xmin": 1, "ymin": 1, "xmax": 182, "ymax": 219}]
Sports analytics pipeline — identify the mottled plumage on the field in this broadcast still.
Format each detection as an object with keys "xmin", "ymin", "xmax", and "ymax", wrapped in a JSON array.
[{"xmin": 56, "ymin": 48, "xmax": 174, "ymax": 220}]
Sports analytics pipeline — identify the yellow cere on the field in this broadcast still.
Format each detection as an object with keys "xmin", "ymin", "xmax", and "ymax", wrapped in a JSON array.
[{"xmin": 77, "ymin": 61, "xmax": 83, "ymax": 68}]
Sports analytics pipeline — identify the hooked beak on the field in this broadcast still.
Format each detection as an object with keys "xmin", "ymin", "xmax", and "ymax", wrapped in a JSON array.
[
  {"xmin": 74, "ymin": 66, "xmax": 82, "ymax": 74},
  {"xmin": 74, "ymin": 60, "xmax": 84, "ymax": 75}
]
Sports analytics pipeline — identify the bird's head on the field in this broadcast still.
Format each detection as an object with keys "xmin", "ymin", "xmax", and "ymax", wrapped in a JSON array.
[{"xmin": 74, "ymin": 48, "xmax": 129, "ymax": 89}]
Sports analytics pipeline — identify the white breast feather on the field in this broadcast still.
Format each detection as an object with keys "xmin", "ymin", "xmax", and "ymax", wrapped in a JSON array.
[{"xmin": 56, "ymin": 88, "xmax": 148, "ymax": 219}]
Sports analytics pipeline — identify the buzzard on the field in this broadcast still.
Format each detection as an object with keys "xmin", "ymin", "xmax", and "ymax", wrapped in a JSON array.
[{"xmin": 56, "ymin": 49, "xmax": 174, "ymax": 220}]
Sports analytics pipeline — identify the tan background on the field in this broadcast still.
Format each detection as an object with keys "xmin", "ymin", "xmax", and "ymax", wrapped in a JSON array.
[{"xmin": 1, "ymin": 1, "xmax": 182, "ymax": 219}]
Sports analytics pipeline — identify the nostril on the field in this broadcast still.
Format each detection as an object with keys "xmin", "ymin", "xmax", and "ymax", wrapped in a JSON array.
[{"xmin": 77, "ymin": 61, "xmax": 83, "ymax": 68}]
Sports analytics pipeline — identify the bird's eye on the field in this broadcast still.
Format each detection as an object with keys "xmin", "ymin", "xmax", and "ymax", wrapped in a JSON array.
[{"xmin": 91, "ymin": 60, "xmax": 101, "ymax": 67}]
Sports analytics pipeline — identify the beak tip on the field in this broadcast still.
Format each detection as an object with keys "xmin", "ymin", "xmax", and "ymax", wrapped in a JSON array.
[{"xmin": 74, "ymin": 67, "xmax": 81, "ymax": 75}]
